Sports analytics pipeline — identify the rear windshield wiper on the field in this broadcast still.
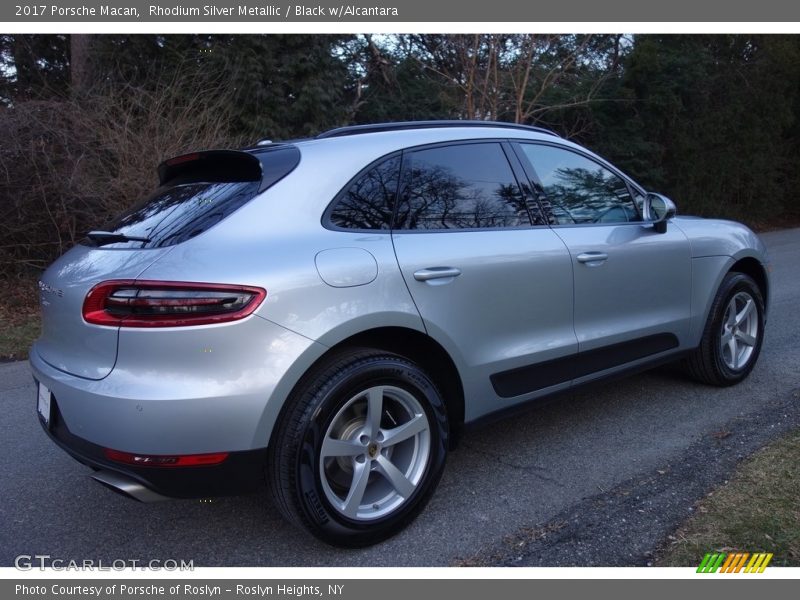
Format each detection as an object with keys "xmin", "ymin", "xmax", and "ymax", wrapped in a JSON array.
[{"xmin": 86, "ymin": 231, "xmax": 152, "ymax": 246}]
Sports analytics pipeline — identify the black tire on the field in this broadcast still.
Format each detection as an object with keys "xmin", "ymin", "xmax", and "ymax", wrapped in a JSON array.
[
  {"xmin": 684, "ymin": 272, "xmax": 765, "ymax": 386},
  {"xmin": 267, "ymin": 347, "xmax": 448, "ymax": 547}
]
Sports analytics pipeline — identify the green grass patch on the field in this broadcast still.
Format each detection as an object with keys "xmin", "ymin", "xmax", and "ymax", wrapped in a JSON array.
[
  {"xmin": 0, "ymin": 317, "xmax": 40, "ymax": 361},
  {"xmin": 0, "ymin": 276, "xmax": 41, "ymax": 361},
  {"xmin": 657, "ymin": 426, "xmax": 800, "ymax": 567}
]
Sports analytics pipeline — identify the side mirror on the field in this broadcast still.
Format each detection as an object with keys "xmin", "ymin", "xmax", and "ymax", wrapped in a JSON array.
[{"xmin": 644, "ymin": 193, "xmax": 677, "ymax": 233}]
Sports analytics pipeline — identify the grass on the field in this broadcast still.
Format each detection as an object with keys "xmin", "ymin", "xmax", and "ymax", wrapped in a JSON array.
[
  {"xmin": 0, "ymin": 275, "xmax": 41, "ymax": 361},
  {"xmin": 656, "ymin": 426, "xmax": 800, "ymax": 567}
]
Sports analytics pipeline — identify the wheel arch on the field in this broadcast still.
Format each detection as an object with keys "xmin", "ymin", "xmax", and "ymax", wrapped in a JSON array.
[
  {"xmin": 284, "ymin": 326, "xmax": 466, "ymax": 449},
  {"xmin": 684, "ymin": 256, "xmax": 768, "ymax": 386},
  {"xmin": 689, "ymin": 252, "xmax": 770, "ymax": 348},
  {"xmin": 729, "ymin": 256, "xmax": 769, "ymax": 315}
]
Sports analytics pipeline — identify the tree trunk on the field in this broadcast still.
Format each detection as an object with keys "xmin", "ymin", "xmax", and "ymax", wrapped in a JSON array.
[
  {"xmin": 11, "ymin": 35, "xmax": 37, "ymax": 100},
  {"xmin": 70, "ymin": 34, "xmax": 93, "ymax": 95}
]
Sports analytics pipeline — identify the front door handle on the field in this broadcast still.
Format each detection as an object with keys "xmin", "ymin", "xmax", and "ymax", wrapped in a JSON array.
[
  {"xmin": 413, "ymin": 267, "xmax": 462, "ymax": 281},
  {"xmin": 576, "ymin": 252, "xmax": 609, "ymax": 265}
]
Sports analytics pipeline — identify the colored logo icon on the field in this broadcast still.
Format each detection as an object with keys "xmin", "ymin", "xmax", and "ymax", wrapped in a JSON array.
[{"xmin": 697, "ymin": 552, "xmax": 773, "ymax": 573}]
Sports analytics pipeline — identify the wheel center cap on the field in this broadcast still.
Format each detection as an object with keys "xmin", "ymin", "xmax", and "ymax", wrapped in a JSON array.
[{"xmin": 367, "ymin": 443, "xmax": 379, "ymax": 458}]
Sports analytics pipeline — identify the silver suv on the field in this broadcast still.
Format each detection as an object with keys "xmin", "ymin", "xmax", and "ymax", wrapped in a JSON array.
[{"xmin": 31, "ymin": 121, "xmax": 769, "ymax": 546}]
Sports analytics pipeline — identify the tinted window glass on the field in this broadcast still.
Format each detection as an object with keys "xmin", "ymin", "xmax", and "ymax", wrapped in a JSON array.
[
  {"xmin": 520, "ymin": 144, "xmax": 640, "ymax": 225},
  {"xmin": 396, "ymin": 143, "xmax": 528, "ymax": 230},
  {"xmin": 90, "ymin": 181, "xmax": 261, "ymax": 248},
  {"xmin": 328, "ymin": 156, "xmax": 400, "ymax": 230}
]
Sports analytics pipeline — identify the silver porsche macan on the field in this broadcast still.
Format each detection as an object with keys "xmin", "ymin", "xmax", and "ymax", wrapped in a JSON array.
[{"xmin": 31, "ymin": 121, "xmax": 770, "ymax": 546}]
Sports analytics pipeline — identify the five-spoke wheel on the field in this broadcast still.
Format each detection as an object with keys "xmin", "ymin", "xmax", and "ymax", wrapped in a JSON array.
[
  {"xmin": 686, "ymin": 271, "xmax": 765, "ymax": 386},
  {"xmin": 719, "ymin": 291, "xmax": 759, "ymax": 371},
  {"xmin": 319, "ymin": 385, "xmax": 431, "ymax": 521},
  {"xmin": 268, "ymin": 348, "xmax": 448, "ymax": 547}
]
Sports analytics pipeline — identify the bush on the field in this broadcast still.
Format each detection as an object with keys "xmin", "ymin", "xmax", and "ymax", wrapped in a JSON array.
[{"xmin": 0, "ymin": 70, "xmax": 242, "ymax": 276}]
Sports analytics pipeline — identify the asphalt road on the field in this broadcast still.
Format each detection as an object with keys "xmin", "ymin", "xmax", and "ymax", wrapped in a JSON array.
[{"xmin": 1, "ymin": 228, "xmax": 798, "ymax": 567}]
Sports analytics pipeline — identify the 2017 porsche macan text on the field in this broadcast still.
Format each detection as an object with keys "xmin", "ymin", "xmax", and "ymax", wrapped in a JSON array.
[{"xmin": 31, "ymin": 121, "xmax": 769, "ymax": 546}]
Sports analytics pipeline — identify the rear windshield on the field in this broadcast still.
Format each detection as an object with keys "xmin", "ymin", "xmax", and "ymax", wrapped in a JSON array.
[
  {"xmin": 89, "ymin": 180, "xmax": 261, "ymax": 249},
  {"xmin": 83, "ymin": 146, "xmax": 300, "ymax": 249}
]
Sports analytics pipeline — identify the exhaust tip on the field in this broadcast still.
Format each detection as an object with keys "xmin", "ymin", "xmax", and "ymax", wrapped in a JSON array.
[{"xmin": 91, "ymin": 470, "xmax": 169, "ymax": 503}]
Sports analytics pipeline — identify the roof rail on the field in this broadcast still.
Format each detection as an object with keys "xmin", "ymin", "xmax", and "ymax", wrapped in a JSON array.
[{"xmin": 316, "ymin": 120, "xmax": 560, "ymax": 139}]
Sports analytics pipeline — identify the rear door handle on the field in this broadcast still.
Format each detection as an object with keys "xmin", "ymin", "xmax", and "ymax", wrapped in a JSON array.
[
  {"xmin": 576, "ymin": 252, "xmax": 609, "ymax": 265},
  {"xmin": 413, "ymin": 267, "xmax": 462, "ymax": 281}
]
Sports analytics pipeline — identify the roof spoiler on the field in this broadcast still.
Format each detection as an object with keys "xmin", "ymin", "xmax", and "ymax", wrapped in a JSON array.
[
  {"xmin": 158, "ymin": 146, "xmax": 301, "ymax": 192},
  {"xmin": 157, "ymin": 150, "xmax": 262, "ymax": 187}
]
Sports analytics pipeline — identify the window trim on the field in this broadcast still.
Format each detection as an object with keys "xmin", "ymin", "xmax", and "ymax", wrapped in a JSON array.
[
  {"xmin": 500, "ymin": 141, "xmax": 549, "ymax": 227},
  {"xmin": 510, "ymin": 140, "xmax": 648, "ymax": 228}
]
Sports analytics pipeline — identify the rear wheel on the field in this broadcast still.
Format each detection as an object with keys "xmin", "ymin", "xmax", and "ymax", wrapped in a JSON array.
[
  {"xmin": 685, "ymin": 272, "xmax": 765, "ymax": 386},
  {"xmin": 268, "ymin": 348, "xmax": 448, "ymax": 547}
]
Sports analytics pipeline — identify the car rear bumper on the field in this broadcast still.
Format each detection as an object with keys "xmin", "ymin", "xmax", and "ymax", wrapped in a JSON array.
[
  {"xmin": 37, "ymin": 392, "xmax": 266, "ymax": 498},
  {"xmin": 28, "ymin": 314, "xmax": 328, "ymax": 497},
  {"xmin": 29, "ymin": 315, "xmax": 322, "ymax": 455}
]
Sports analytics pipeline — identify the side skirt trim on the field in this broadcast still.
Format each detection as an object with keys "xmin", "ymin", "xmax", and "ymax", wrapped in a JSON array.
[{"xmin": 490, "ymin": 333, "xmax": 680, "ymax": 398}]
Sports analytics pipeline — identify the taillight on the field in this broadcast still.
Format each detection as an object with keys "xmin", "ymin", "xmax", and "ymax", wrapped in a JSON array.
[
  {"xmin": 83, "ymin": 280, "xmax": 266, "ymax": 327},
  {"xmin": 104, "ymin": 448, "xmax": 229, "ymax": 467}
]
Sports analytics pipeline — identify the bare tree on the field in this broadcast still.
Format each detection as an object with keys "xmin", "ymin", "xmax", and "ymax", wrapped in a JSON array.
[{"xmin": 406, "ymin": 34, "xmax": 623, "ymax": 128}]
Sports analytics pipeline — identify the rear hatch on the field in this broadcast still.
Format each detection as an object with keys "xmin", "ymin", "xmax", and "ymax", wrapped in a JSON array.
[
  {"xmin": 34, "ymin": 147, "xmax": 300, "ymax": 380},
  {"xmin": 36, "ymin": 246, "xmax": 174, "ymax": 379}
]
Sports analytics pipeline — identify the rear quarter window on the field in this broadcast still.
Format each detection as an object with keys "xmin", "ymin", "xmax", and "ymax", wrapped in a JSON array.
[{"xmin": 326, "ymin": 155, "xmax": 401, "ymax": 230}]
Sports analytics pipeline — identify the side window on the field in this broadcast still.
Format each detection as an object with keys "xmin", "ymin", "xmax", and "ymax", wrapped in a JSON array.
[
  {"xmin": 395, "ymin": 143, "xmax": 529, "ymax": 230},
  {"xmin": 328, "ymin": 156, "xmax": 401, "ymax": 230},
  {"xmin": 519, "ymin": 144, "xmax": 640, "ymax": 225}
]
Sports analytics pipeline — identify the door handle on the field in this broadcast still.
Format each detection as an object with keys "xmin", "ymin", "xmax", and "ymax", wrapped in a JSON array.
[
  {"xmin": 576, "ymin": 252, "xmax": 609, "ymax": 265},
  {"xmin": 413, "ymin": 267, "xmax": 462, "ymax": 281}
]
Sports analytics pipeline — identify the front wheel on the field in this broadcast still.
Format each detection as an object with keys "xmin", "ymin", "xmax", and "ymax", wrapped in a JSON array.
[
  {"xmin": 685, "ymin": 272, "xmax": 765, "ymax": 386},
  {"xmin": 268, "ymin": 348, "xmax": 448, "ymax": 547}
]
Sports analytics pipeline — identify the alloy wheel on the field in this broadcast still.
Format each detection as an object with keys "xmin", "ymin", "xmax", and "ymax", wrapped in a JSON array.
[{"xmin": 319, "ymin": 385, "xmax": 431, "ymax": 521}]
